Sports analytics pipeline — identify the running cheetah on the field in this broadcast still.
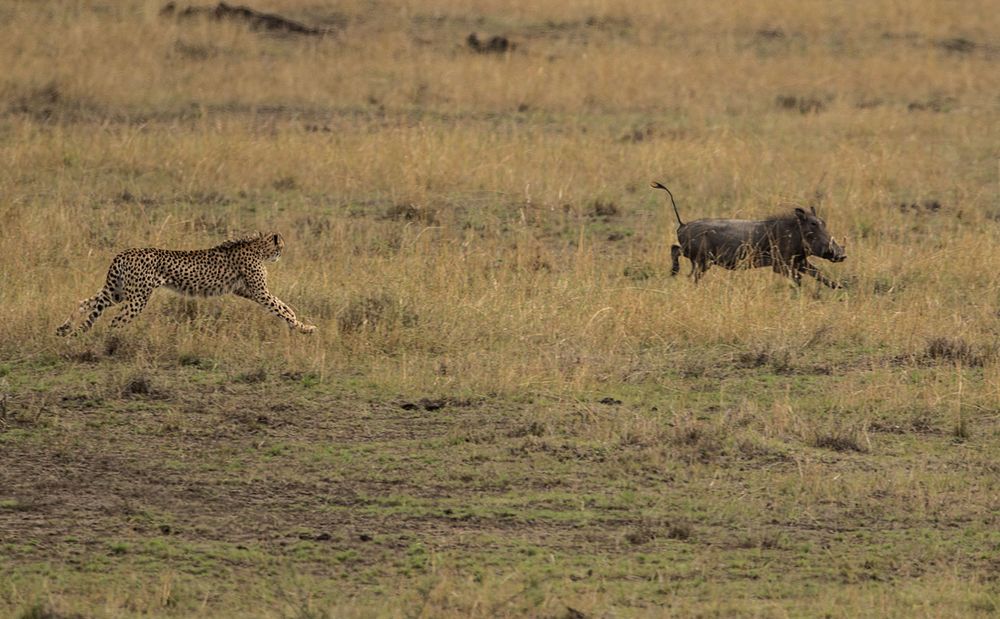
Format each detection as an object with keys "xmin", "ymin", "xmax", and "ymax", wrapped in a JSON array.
[{"xmin": 56, "ymin": 232, "xmax": 316, "ymax": 335}]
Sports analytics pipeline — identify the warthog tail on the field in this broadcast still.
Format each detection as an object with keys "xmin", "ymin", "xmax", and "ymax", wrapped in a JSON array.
[{"xmin": 651, "ymin": 181, "xmax": 683, "ymax": 226}]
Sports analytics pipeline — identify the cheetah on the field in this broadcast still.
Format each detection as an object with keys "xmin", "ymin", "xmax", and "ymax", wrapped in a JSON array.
[{"xmin": 56, "ymin": 232, "xmax": 316, "ymax": 336}]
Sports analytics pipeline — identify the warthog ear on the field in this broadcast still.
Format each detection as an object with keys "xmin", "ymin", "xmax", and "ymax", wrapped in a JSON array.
[
  {"xmin": 794, "ymin": 207, "xmax": 807, "ymax": 220},
  {"xmin": 810, "ymin": 205, "xmax": 818, "ymax": 215}
]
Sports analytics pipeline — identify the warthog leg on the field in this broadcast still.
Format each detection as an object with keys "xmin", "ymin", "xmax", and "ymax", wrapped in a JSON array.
[
  {"xmin": 690, "ymin": 260, "xmax": 709, "ymax": 283},
  {"xmin": 796, "ymin": 258, "xmax": 842, "ymax": 289},
  {"xmin": 799, "ymin": 261, "xmax": 842, "ymax": 289},
  {"xmin": 670, "ymin": 244, "xmax": 682, "ymax": 276}
]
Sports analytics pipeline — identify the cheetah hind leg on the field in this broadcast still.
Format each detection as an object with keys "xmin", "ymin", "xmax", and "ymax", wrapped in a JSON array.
[
  {"xmin": 236, "ymin": 288, "xmax": 316, "ymax": 334},
  {"xmin": 56, "ymin": 290, "xmax": 115, "ymax": 336},
  {"xmin": 109, "ymin": 286, "xmax": 156, "ymax": 329}
]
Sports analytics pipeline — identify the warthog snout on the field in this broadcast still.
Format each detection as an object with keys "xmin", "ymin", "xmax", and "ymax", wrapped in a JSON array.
[
  {"xmin": 828, "ymin": 241, "xmax": 847, "ymax": 263},
  {"xmin": 817, "ymin": 237, "xmax": 846, "ymax": 263}
]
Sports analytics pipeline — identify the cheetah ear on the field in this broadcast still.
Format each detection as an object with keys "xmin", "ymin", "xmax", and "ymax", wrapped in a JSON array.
[{"xmin": 272, "ymin": 233, "xmax": 280, "ymax": 243}]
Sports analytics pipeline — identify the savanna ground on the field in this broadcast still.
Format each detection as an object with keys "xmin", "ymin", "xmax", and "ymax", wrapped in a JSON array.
[{"xmin": 1, "ymin": 0, "xmax": 999, "ymax": 617}]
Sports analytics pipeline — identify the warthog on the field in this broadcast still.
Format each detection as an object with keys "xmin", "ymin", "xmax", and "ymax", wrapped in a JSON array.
[{"xmin": 651, "ymin": 182, "xmax": 847, "ymax": 288}]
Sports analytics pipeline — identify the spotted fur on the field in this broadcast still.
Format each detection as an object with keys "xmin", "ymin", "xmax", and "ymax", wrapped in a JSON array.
[{"xmin": 56, "ymin": 232, "xmax": 316, "ymax": 336}]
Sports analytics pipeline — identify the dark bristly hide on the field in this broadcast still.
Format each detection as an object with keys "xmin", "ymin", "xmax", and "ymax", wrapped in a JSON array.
[{"xmin": 651, "ymin": 182, "xmax": 847, "ymax": 288}]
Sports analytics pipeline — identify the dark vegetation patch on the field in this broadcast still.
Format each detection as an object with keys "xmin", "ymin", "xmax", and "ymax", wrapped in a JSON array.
[
  {"xmin": 171, "ymin": 41, "xmax": 221, "ymax": 61},
  {"xmin": 381, "ymin": 202, "xmax": 439, "ymax": 225},
  {"xmin": 303, "ymin": 123, "xmax": 333, "ymax": 133},
  {"xmin": 160, "ymin": 2, "xmax": 335, "ymax": 37},
  {"xmin": 103, "ymin": 334, "xmax": 141, "ymax": 359},
  {"xmin": 738, "ymin": 530, "xmax": 784, "ymax": 550},
  {"xmin": 115, "ymin": 190, "xmax": 161, "ymax": 208},
  {"xmin": 622, "ymin": 263, "xmax": 655, "ymax": 281},
  {"xmin": 899, "ymin": 199, "xmax": 942, "ymax": 213},
  {"xmin": 908, "ymin": 410, "xmax": 939, "ymax": 435},
  {"xmin": 907, "ymin": 96, "xmax": 957, "ymax": 113},
  {"xmin": 743, "ymin": 27, "xmax": 808, "ymax": 57},
  {"xmin": 237, "ymin": 368, "xmax": 267, "ymax": 384},
  {"xmin": 466, "ymin": 33, "xmax": 515, "ymax": 54},
  {"xmin": 669, "ymin": 417, "xmax": 724, "ymax": 463},
  {"xmin": 178, "ymin": 353, "xmax": 213, "ymax": 369},
  {"xmin": 624, "ymin": 526, "xmax": 655, "ymax": 545},
  {"xmin": 810, "ymin": 426, "xmax": 868, "ymax": 453},
  {"xmin": 775, "ymin": 94, "xmax": 829, "ymax": 114},
  {"xmin": 62, "ymin": 349, "xmax": 101, "ymax": 364},
  {"xmin": 293, "ymin": 214, "xmax": 333, "ymax": 238},
  {"xmin": 868, "ymin": 406, "xmax": 942, "ymax": 436},
  {"xmin": 734, "ymin": 347, "xmax": 794, "ymax": 374},
  {"xmin": 935, "ymin": 37, "xmax": 976, "ymax": 54},
  {"xmin": 396, "ymin": 397, "xmax": 467, "ymax": 412},
  {"xmin": 272, "ymin": 175, "xmax": 297, "ymax": 191},
  {"xmin": 881, "ymin": 31, "xmax": 922, "ymax": 43},
  {"xmin": 16, "ymin": 603, "xmax": 87, "ymax": 619},
  {"xmin": 619, "ymin": 125, "xmax": 655, "ymax": 143},
  {"xmin": 6, "ymin": 82, "xmax": 104, "ymax": 123},
  {"xmin": 665, "ymin": 521, "xmax": 694, "ymax": 541},
  {"xmin": 0, "ymin": 393, "xmax": 8, "ymax": 432},
  {"xmin": 588, "ymin": 199, "xmax": 619, "ymax": 220},
  {"xmin": 526, "ymin": 16, "xmax": 633, "ymax": 43},
  {"xmin": 925, "ymin": 337, "xmax": 988, "ymax": 367},
  {"xmin": 735, "ymin": 437, "xmax": 791, "ymax": 462},
  {"xmin": 756, "ymin": 28, "xmax": 786, "ymax": 40},
  {"xmin": 121, "ymin": 374, "xmax": 164, "ymax": 398},
  {"xmin": 508, "ymin": 421, "xmax": 547, "ymax": 438},
  {"xmin": 855, "ymin": 98, "xmax": 883, "ymax": 110}
]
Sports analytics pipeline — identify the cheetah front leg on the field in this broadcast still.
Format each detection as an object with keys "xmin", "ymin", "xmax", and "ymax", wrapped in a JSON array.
[
  {"xmin": 56, "ymin": 290, "xmax": 116, "ymax": 336},
  {"xmin": 235, "ymin": 287, "xmax": 316, "ymax": 334}
]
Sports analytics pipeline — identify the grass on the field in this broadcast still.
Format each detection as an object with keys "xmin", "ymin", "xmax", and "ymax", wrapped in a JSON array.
[{"xmin": 1, "ymin": 0, "xmax": 999, "ymax": 616}]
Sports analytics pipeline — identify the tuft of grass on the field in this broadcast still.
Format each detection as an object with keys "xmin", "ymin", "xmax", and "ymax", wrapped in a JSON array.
[
  {"xmin": 236, "ymin": 368, "xmax": 267, "ymax": 384},
  {"xmin": 810, "ymin": 424, "xmax": 869, "ymax": 453},
  {"xmin": 17, "ymin": 603, "xmax": 86, "ymax": 619},
  {"xmin": 665, "ymin": 521, "xmax": 694, "ymax": 541},
  {"xmin": 122, "ymin": 375, "xmax": 155, "ymax": 398},
  {"xmin": 925, "ymin": 337, "xmax": 985, "ymax": 366}
]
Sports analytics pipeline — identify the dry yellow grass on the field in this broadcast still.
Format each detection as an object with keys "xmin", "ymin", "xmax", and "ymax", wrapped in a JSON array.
[{"xmin": 1, "ymin": 0, "xmax": 999, "ymax": 617}]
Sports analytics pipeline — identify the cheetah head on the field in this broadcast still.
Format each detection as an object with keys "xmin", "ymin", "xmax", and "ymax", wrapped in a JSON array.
[{"xmin": 264, "ymin": 233, "xmax": 284, "ymax": 262}]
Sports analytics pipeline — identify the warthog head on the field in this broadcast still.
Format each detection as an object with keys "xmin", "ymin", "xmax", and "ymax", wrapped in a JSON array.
[{"xmin": 796, "ymin": 207, "xmax": 846, "ymax": 263}]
